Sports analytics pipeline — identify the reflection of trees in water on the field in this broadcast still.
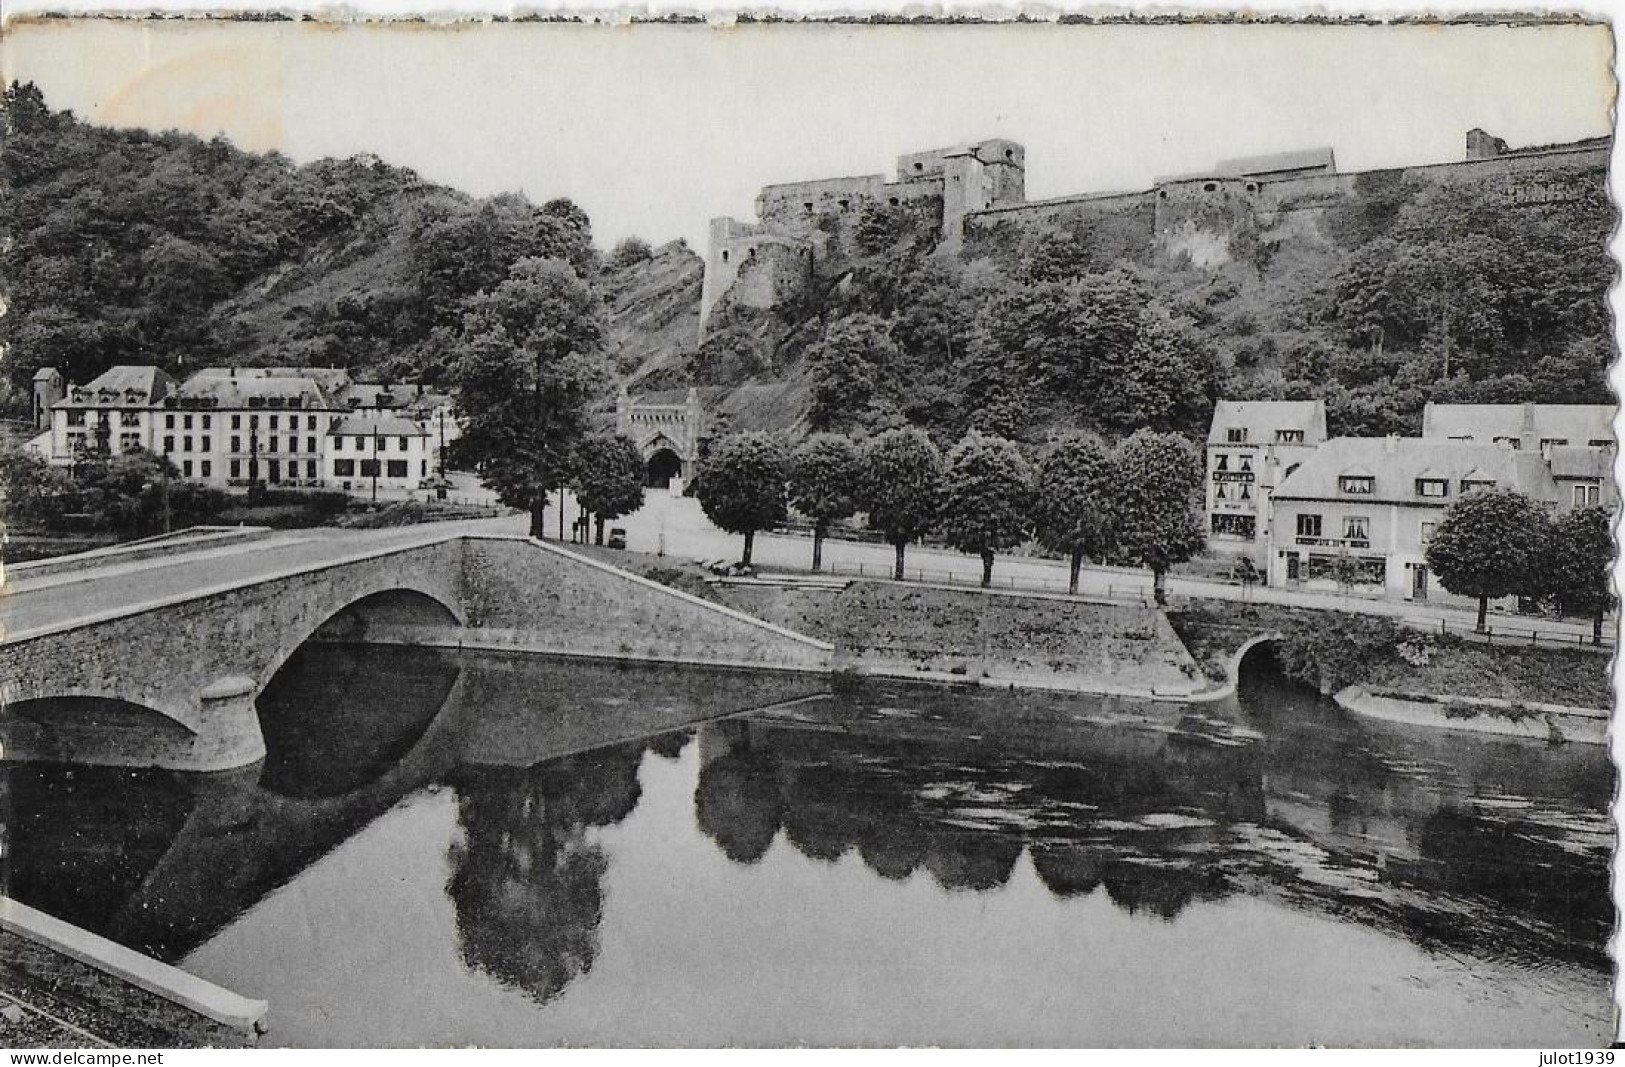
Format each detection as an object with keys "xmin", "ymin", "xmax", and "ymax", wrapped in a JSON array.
[
  {"xmin": 692, "ymin": 714, "xmax": 1242, "ymax": 916},
  {"xmin": 445, "ymin": 741, "xmax": 645, "ymax": 1005}
]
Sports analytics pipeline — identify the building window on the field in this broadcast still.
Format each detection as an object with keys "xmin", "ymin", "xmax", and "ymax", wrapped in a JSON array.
[
  {"xmin": 183, "ymin": 435, "xmax": 193, "ymax": 452},
  {"xmin": 66, "ymin": 432, "xmax": 86, "ymax": 452},
  {"xmin": 230, "ymin": 459, "xmax": 242, "ymax": 479},
  {"xmin": 201, "ymin": 415, "xmax": 212, "ymax": 429},
  {"xmin": 1339, "ymin": 475, "xmax": 1374, "ymax": 495},
  {"xmin": 387, "ymin": 460, "xmax": 409, "ymax": 478},
  {"xmin": 359, "ymin": 459, "xmax": 381, "ymax": 478},
  {"xmin": 182, "ymin": 460, "xmax": 193, "ymax": 478},
  {"xmin": 183, "ymin": 414, "xmax": 193, "ymax": 430},
  {"xmin": 307, "ymin": 460, "xmax": 318, "ymax": 479},
  {"xmin": 68, "ymin": 410, "xmax": 86, "ymax": 427},
  {"xmin": 250, "ymin": 414, "xmax": 259, "ymax": 429},
  {"xmin": 398, "ymin": 436, "xmax": 409, "ymax": 451},
  {"xmin": 1492, "ymin": 436, "xmax": 1521, "ymax": 450},
  {"xmin": 268, "ymin": 437, "xmax": 278, "ymax": 453},
  {"xmin": 1460, "ymin": 479, "xmax": 1494, "ymax": 494},
  {"xmin": 121, "ymin": 411, "xmax": 141, "ymax": 427},
  {"xmin": 288, "ymin": 436, "xmax": 298, "ymax": 454},
  {"xmin": 1239, "ymin": 484, "xmax": 1252, "ymax": 501},
  {"xmin": 200, "ymin": 436, "xmax": 211, "ymax": 452},
  {"xmin": 1213, "ymin": 454, "xmax": 1229, "ymax": 472},
  {"xmin": 307, "ymin": 415, "xmax": 318, "ymax": 430},
  {"xmin": 163, "ymin": 435, "xmax": 174, "ymax": 453},
  {"xmin": 1238, "ymin": 455, "xmax": 1253, "ymax": 473},
  {"xmin": 1587, "ymin": 438, "xmax": 1612, "ymax": 449},
  {"xmin": 1210, "ymin": 513, "xmax": 1256, "ymax": 539},
  {"xmin": 307, "ymin": 437, "xmax": 317, "ymax": 454},
  {"xmin": 1296, "ymin": 513, "xmax": 1322, "ymax": 540},
  {"xmin": 1274, "ymin": 429, "xmax": 1304, "ymax": 444},
  {"xmin": 164, "ymin": 413, "xmax": 176, "ymax": 429},
  {"xmin": 269, "ymin": 415, "xmax": 279, "ymax": 430},
  {"xmin": 1342, "ymin": 516, "xmax": 1370, "ymax": 544},
  {"xmin": 200, "ymin": 461, "xmax": 212, "ymax": 478},
  {"xmin": 1415, "ymin": 478, "xmax": 1449, "ymax": 498},
  {"xmin": 1215, "ymin": 484, "xmax": 1227, "ymax": 501},
  {"xmin": 355, "ymin": 437, "xmax": 366, "ymax": 451},
  {"xmin": 231, "ymin": 435, "xmax": 242, "ymax": 453},
  {"xmin": 1574, "ymin": 483, "xmax": 1601, "ymax": 507},
  {"xmin": 1540, "ymin": 438, "xmax": 1569, "ymax": 452},
  {"xmin": 1421, "ymin": 520, "xmax": 1437, "ymax": 545},
  {"xmin": 334, "ymin": 459, "xmax": 356, "ymax": 477},
  {"xmin": 119, "ymin": 433, "xmax": 140, "ymax": 451},
  {"xmin": 232, "ymin": 414, "xmax": 242, "ymax": 430},
  {"xmin": 1225, "ymin": 427, "xmax": 1247, "ymax": 444},
  {"xmin": 421, "ymin": 460, "xmax": 428, "ymax": 477}
]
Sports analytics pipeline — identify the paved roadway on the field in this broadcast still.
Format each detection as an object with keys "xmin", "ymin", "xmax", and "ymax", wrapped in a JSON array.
[{"xmin": 3, "ymin": 486, "xmax": 1609, "ymax": 648}]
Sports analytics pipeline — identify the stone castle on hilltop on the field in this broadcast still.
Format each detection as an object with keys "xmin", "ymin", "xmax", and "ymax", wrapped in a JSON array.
[{"xmin": 700, "ymin": 127, "xmax": 1610, "ymax": 337}]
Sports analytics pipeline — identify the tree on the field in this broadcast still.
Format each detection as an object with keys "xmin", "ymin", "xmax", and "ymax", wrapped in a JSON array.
[
  {"xmin": 1109, "ymin": 430, "xmax": 1206, "ymax": 606},
  {"xmin": 448, "ymin": 257, "xmax": 607, "ymax": 538},
  {"xmin": 605, "ymin": 236, "xmax": 654, "ymax": 270},
  {"xmin": 1033, "ymin": 435, "xmax": 1117, "ymax": 595},
  {"xmin": 1425, "ymin": 488, "xmax": 1553, "ymax": 632},
  {"xmin": 695, "ymin": 431, "xmax": 788, "ymax": 568},
  {"xmin": 1543, "ymin": 504, "xmax": 1614, "ymax": 645},
  {"xmin": 861, "ymin": 427, "xmax": 944, "ymax": 581},
  {"xmin": 572, "ymin": 433, "xmax": 646, "ymax": 546},
  {"xmin": 788, "ymin": 433, "xmax": 862, "ymax": 573},
  {"xmin": 805, "ymin": 314, "xmax": 899, "ymax": 433},
  {"xmin": 938, "ymin": 432, "xmax": 1034, "ymax": 588}
]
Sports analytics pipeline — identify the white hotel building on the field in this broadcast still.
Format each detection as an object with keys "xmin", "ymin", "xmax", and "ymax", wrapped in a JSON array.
[{"xmin": 30, "ymin": 364, "xmax": 459, "ymax": 497}]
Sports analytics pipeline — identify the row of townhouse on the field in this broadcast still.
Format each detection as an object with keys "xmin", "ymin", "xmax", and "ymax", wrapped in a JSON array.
[
  {"xmin": 28, "ymin": 365, "xmax": 462, "ymax": 496},
  {"xmin": 1205, "ymin": 400, "xmax": 1616, "ymax": 601}
]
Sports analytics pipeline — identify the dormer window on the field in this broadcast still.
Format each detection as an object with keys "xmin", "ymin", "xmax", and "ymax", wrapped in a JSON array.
[
  {"xmin": 1339, "ymin": 475, "xmax": 1374, "ymax": 495},
  {"xmin": 1587, "ymin": 439, "xmax": 1613, "ymax": 449},
  {"xmin": 1225, "ymin": 427, "xmax": 1247, "ymax": 444},
  {"xmin": 1461, "ymin": 479, "xmax": 1495, "ymax": 494},
  {"xmin": 1493, "ymin": 436, "xmax": 1521, "ymax": 450},
  {"xmin": 1275, "ymin": 429, "xmax": 1305, "ymax": 444},
  {"xmin": 1540, "ymin": 438, "xmax": 1569, "ymax": 452},
  {"xmin": 1416, "ymin": 478, "xmax": 1449, "ymax": 498}
]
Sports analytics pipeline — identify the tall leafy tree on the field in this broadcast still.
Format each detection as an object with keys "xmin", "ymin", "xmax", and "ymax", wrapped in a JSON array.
[
  {"xmin": 1109, "ymin": 430, "xmax": 1206, "ymax": 607},
  {"xmin": 938, "ymin": 432, "xmax": 1034, "ymax": 588},
  {"xmin": 861, "ymin": 427, "xmax": 944, "ymax": 582},
  {"xmin": 805, "ymin": 314, "xmax": 899, "ymax": 433},
  {"xmin": 695, "ymin": 431, "xmax": 789, "ymax": 568},
  {"xmin": 1425, "ymin": 488, "xmax": 1553, "ymax": 633},
  {"xmin": 449, "ymin": 257, "xmax": 607, "ymax": 538},
  {"xmin": 572, "ymin": 433, "xmax": 646, "ymax": 546},
  {"xmin": 1033, "ymin": 435, "xmax": 1118, "ymax": 595},
  {"xmin": 788, "ymin": 433, "xmax": 863, "ymax": 573},
  {"xmin": 1542, "ymin": 504, "xmax": 1614, "ymax": 645}
]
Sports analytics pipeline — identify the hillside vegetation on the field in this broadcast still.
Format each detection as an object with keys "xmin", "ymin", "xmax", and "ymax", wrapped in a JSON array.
[
  {"xmin": 4, "ymin": 81, "xmax": 1613, "ymax": 448},
  {"xmin": 0, "ymin": 83, "xmax": 688, "ymax": 405}
]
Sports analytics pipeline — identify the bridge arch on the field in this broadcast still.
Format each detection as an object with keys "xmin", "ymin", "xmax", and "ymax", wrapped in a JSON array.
[
  {"xmin": 1229, "ymin": 632, "xmax": 1288, "ymax": 688},
  {"xmin": 259, "ymin": 585, "xmax": 465, "ymax": 695},
  {"xmin": 2, "ymin": 693, "xmax": 201, "ymax": 767}
]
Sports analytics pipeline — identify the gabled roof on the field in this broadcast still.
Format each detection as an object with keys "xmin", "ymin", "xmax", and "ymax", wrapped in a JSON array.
[
  {"xmin": 176, "ymin": 372, "xmax": 334, "ymax": 409},
  {"xmin": 1548, "ymin": 445, "xmax": 1613, "ymax": 481},
  {"xmin": 1274, "ymin": 437, "xmax": 1561, "ymax": 506},
  {"xmin": 326, "ymin": 413, "xmax": 427, "ymax": 437},
  {"xmin": 60, "ymin": 365, "xmax": 179, "ymax": 407},
  {"xmin": 1207, "ymin": 400, "xmax": 1328, "ymax": 446},
  {"xmin": 1420, "ymin": 403, "xmax": 1616, "ymax": 447}
]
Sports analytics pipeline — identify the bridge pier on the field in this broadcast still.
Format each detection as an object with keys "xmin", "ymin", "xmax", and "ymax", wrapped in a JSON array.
[{"xmin": 189, "ymin": 676, "xmax": 268, "ymax": 772}]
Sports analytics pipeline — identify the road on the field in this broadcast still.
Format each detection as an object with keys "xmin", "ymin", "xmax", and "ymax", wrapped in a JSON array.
[
  {"xmin": 3, "ymin": 486, "xmax": 1608, "ymax": 649},
  {"xmin": 608, "ymin": 489, "xmax": 1612, "ymax": 647}
]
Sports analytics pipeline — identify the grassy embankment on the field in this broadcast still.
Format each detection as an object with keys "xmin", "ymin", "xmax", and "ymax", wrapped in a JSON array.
[{"xmin": 1168, "ymin": 600, "xmax": 1611, "ymax": 710}]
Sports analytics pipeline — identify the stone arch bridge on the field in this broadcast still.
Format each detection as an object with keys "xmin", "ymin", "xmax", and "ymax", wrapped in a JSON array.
[{"xmin": 0, "ymin": 531, "xmax": 832, "ymax": 772}]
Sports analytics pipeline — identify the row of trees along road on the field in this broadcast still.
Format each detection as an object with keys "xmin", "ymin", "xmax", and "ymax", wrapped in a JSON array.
[
  {"xmin": 1425, "ymin": 490, "xmax": 1614, "ymax": 644},
  {"xmin": 695, "ymin": 427, "xmax": 1206, "ymax": 605}
]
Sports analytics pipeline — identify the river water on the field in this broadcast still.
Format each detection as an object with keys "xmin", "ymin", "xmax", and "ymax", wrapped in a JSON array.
[{"xmin": 2, "ymin": 644, "xmax": 1614, "ymax": 1046}]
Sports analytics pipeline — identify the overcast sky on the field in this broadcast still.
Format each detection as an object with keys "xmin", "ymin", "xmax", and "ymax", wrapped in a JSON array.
[{"xmin": 0, "ymin": 20, "xmax": 1613, "ymax": 253}]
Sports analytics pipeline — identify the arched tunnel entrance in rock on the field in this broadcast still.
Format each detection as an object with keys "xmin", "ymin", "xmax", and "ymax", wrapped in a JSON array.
[{"xmin": 645, "ymin": 448, "xmax": 683, "ymax": 489}]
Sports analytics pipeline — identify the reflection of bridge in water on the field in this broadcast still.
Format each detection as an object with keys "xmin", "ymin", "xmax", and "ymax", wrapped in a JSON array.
[{"xmin": 5, "ymin": 649, "xmax": 1609, "ymax": 1017}]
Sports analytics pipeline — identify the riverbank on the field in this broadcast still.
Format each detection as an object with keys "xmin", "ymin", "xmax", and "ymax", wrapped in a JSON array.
[{"xmin": 1168, "ymin": 600, "xmax": 1612, "ymax": 736}]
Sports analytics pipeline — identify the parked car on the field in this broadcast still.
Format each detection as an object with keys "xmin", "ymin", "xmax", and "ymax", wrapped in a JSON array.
[{"xmin": 606, "ymin": 527, "xmax": 628, "ymax": 549}]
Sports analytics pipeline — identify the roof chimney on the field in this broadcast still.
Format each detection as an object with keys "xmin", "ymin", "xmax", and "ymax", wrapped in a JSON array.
[{"xmin": 1384, "ymin": 434, "xmax": 1397, "ymax": 455}]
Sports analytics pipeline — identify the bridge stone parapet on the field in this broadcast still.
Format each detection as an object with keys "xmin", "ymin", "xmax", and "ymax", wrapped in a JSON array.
[{"xmin": 0, "ymin": 533, "xmax": 833, "ymax": 773}]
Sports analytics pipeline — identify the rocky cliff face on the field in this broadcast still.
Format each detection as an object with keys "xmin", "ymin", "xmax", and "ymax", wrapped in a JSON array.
[{"xmin": 603, "ymin": 241, "xmax": 705, "ymax": 387}]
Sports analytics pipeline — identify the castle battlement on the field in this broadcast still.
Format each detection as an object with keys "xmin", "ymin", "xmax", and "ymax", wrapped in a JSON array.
[{"xmin": 700, "ymin": 128, "xmax": 1609, "ymax": 338}]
